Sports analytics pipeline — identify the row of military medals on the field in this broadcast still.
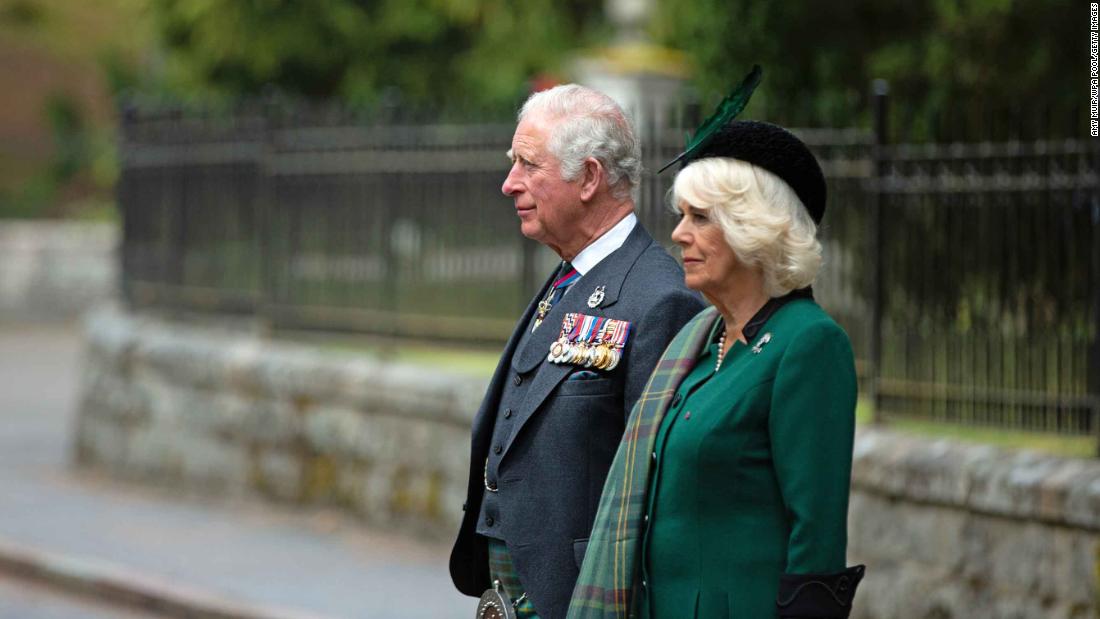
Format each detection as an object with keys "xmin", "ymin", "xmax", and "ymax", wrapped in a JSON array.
[{"xmin": 548, "ymin": 312, "xmax": 630, "ymax": 370}]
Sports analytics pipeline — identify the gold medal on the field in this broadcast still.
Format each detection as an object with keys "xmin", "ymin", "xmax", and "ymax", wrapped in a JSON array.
[
  {"xmin": 593, "ymin": 345, "xmax": 610, "ymax": 370},
  {"xmin": 571, "ymin": 342, "xmax": 587, "ymax": 365}
]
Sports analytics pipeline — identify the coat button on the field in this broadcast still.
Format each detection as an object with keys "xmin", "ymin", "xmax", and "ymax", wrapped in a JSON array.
[
  {"xmin": 641, "ymin": 579, "xmax": 648, "ymax": 588},
  {"xmin": 486, "ymin": 516, "xmax": 495, "ymax": 527},
  {"xmin": 493, "ymin": 444, "xmax": 503, "ymax": 455},
  {"xmin": 513, "ymin": 375, "xmax": 522, "ymax": 386},
  {"xmin": 651, "ymin": 451, "xmax": 657, "ymax": 462},
  {"xmin": 503, "ymin": 408, "xmax": 512, "ymax": 419},
  {"xmin": 643, "ymin": 513, "xmax": 649, "ymax": 523}
]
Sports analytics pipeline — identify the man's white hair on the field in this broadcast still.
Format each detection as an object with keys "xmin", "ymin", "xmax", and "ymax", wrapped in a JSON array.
[
  {"xmin": 519, "ymin": 84, "xmax": 641, "ymax": 201},
  {"xmin": 672, "ymin": 157, "xmax": 823, "ymax": 297}
]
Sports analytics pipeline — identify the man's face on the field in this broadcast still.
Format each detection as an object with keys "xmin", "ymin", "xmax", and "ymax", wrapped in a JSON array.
[{"xmin": 502, "ymin": 113, "xmax": 584, "ymax": 253}]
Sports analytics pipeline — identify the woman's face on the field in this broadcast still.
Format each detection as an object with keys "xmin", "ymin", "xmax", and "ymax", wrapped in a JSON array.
[{"xmin": 671, "ymin": 200, "xmax": 742, "ymax": 296}]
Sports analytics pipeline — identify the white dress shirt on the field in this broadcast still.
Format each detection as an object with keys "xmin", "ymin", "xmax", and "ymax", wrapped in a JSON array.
[{"xmin": 570, "ymin": 212, "xmax": 637, "ymax": 275}]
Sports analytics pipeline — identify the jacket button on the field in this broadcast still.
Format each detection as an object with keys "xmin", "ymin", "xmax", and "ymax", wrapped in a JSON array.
[
  {"xmin": 493, "ymin": 444, "xmax": 503, "ymax": 455},
  {"xmin": 486, "ymin": 516, "xmax": 495, "ymax": 527},
  {"xmin": 503, "ymin": 408, "xmax": 512, "ymax": 419},
  {"xmin": 513, "ymin": 375, "xmax": 522, "ymax": 386},
  {"xmin": 643, "ymin": 513, "xmax": 649, "ymax": 524},
  {"xmin": 651, "ymin": 451, "xmax": 657, "ymax": 462}
]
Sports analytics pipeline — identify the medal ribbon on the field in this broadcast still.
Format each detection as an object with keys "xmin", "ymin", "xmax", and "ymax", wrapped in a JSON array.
[
  {"xmin": 615, "ymin": 321, "xmax": 631, "ymax": 350},
  {"xmin": 559, "ymin": 313, "xmax": 577, "ymax": 338},
  {"xmin": 602, "ymin": 319, "xmax": 629, "ymax": 350},
  {"xmin": 572, "ymin": 312, "xmax": 589, "ymax": 340},
  {"xmin": 580, "ymin": 315, "xmax": 600, "ymax": 343}
]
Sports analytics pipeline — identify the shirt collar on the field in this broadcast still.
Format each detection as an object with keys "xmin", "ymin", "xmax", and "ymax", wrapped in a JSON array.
[{"xmin": 570, "ymin": 213, "xmax": 637, "ymax": 275}]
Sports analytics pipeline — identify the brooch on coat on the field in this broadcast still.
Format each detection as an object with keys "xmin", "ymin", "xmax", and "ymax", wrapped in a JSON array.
[
  {"xmin": 547, "ymin": 312, "xmax": 631, "ymax": 370},
  {"xmin": 751, "ymin": 332, "xmax": 772, "ymax": 354}
]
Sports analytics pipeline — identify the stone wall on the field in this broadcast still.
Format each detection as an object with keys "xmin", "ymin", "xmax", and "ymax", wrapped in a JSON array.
[
  {"xmin": 0, "ymin": 221, "xmax": 118, "ymax": 321},
  {"xmin": 849, "ymin": 430, "xmax": 1100, "ymax": 619},
  {"xmin": 75, "ymin": 307, "xmax": 1100, "ymax": 617},
  {"xmin": 75, "ymin": 306, "xmax": 485, "ymax": 538}
]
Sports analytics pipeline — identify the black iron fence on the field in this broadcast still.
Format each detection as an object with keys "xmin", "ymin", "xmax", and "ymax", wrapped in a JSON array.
[{"xmin": 116, "ymin": 96, "xmax": 1100, "ymax": 450}]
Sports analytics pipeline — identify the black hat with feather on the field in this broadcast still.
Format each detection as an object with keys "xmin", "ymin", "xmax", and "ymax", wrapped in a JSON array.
[{"xmin": 660, "ymin": 66, "xmax": 828, "ymax": 224}]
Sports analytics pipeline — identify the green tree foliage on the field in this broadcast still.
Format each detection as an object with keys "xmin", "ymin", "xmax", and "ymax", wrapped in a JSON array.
[
  {"xmin": 149, "ymin": 0, "xmax": 604, "ymax": 109},
  {"xmin": 653, "ymin": 0, "xmax": 1080, "ymax": 138}
]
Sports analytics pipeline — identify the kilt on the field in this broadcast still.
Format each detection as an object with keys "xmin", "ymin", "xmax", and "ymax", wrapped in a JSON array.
[{"xmin": 487, "ymin": 538, "xmax": 540, "ymax": 618}]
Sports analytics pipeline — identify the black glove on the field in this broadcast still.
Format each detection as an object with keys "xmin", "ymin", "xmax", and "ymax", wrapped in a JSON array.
[{"xmin": 775, "ymin": 564, "xmax": 865, "ymax": 619}]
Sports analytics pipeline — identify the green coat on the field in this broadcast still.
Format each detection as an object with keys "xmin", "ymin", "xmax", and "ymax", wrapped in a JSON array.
[{"xmin": 637, "ymin": 295, "xmax": 857, "ymax": 618}]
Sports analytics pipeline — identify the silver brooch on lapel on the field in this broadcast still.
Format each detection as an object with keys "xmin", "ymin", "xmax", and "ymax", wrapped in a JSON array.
[
  {"xmin": 751, "ymin": 332, "xmax": 772, "ymax": 354},
  {"xmin": 586, "ymin": 285, "xmax": 606, "ymax": 308}
]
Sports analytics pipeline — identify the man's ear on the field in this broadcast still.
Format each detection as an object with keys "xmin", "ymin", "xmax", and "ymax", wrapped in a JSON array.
[{"xmin": 579, "ymin": 157, "xmax": 603, "ymax": 202}]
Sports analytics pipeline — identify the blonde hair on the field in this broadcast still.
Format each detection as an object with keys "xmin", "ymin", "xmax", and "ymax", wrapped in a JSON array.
[{"xmin": 672, "ymin": 157, "xmax": 823, "ymax": 297}]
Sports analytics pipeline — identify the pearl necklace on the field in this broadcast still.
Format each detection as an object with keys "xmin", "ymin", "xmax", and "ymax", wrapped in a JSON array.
[{"xmin": 715, "ymin": 330, "xmax": 727, "ymax": 372}]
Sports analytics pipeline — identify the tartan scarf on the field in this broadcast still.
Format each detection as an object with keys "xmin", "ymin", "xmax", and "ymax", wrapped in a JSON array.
[{"xmin": 567, "ymin": 306, "xmax": 720, "ymax": 619}]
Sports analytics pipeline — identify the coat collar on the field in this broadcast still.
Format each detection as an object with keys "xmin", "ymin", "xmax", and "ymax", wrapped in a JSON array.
[
  {"xmin": 740, "ymin": 287, "xmax": 814, "ymax": 341},
  {"xmin": 511, "ymin": 222, "xmax": 655, "ymax": 374}
]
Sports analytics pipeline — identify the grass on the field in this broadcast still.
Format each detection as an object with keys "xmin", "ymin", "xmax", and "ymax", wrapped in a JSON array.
[
  {"xmin": 390, "ymin": 345, "xmax": 502, "ymax": 377},
  {"xmin": 278, "ymin": 331, "xmax": 502, "ymax": 378},
  {"xmin": 858, "ymin": 399, "xmax": 1097, "ymax": 459}
]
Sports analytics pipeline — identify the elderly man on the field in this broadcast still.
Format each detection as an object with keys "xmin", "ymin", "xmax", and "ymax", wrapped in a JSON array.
[{"xmin": 449, "ymin": 85, "xmax": 703, "ymax": 619}]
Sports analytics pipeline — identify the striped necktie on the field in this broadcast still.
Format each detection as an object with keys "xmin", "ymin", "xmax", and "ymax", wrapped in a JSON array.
[{"xmin": 532, "ymin": 262, "xmax": 580, "ymax": 331}]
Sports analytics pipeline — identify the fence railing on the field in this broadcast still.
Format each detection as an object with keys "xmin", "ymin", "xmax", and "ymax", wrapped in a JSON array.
[
  {"xmin": 116, "ymin": 96, "xmax": 1100, "ymax": 451},
  {"xmin": 867, "ymin": 138, "xmax": 1099, "ymax": 437}
]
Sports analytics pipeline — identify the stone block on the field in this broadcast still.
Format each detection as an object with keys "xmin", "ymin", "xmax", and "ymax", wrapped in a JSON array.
[
  {"xmin": 178, "ymin": 436, "xmax": 250, "ymax": 492},
  {"xmin": 1063, "ymin": 469, "xmax": 1100, "ymax": 532},
  {"xmin": 251, "ymin": 448, "xmax": 303, "ymax": 501},
  {"xmin": 125, "ymin": 424, "xmax": 186, "ymax": 479},
  {"xmin": 241, "ymin": 399, "xmax": 300, "ymax": 447},
  {"xmin": 354, "ymin": 460, "xmax": 400, "ymax": 526},
  {"xmin": 72, "ymin": 414, "xmax": 130, "ymax": 468},
  {"xmin": 303, "ymin": 406, "xmax": 367, "ymax": 457}
]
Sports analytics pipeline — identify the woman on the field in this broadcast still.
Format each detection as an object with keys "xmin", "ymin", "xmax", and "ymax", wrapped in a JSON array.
[{"xmin": 568, "ymin": 120, "xmax": 864, "ymax": 619}]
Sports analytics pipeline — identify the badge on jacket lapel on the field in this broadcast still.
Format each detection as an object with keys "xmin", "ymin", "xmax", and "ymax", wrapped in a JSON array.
[
  {"xmin": 547, "ymin": 312, "xmax": 631, "ymax": 370},
  {"xmin": 586, "ymin": 286, "xmax": 606, "ymax": 308}
]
